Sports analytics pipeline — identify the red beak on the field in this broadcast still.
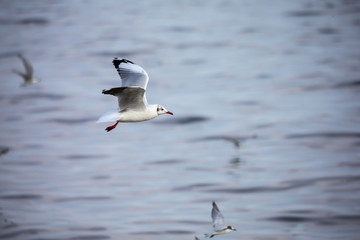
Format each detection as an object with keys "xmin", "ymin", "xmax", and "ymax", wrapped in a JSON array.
[{"xmin": 166, "ymin": 111, "xmax": 173, "ymax": 115}]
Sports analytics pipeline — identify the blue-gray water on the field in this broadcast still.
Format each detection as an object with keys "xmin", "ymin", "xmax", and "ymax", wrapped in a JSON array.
[{"xmin": 1, "ymin": 0, "xmax": 360, "ymax": 239}]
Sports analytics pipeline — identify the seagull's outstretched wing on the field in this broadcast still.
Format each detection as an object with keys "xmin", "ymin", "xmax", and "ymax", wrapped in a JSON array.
[
  {"xmin": 212, "ymin": 202, "xmax": 225, "ymax": 231},
  {"xmin": 102, "ymin": 87, "xmax": 146, "ymax": 111},
  {"xmin": 18, "ymin": 54, "xmax": 33, "ymax": 77},
  {"xmin": 12, "ymin": 69, "xmax": 26, "ymax": 79},
  {"xmin": 112, "ymin": 58, "xmax": 149, "ymax": 90}
]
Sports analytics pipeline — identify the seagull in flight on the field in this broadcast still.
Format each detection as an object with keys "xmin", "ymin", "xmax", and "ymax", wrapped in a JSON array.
[
  {"xmin": 97, "ymin": 58, "xmax": 173, "ymax": 132},
  {"xmin": 206, "ymin": 201, "xmax": 236, "ymax": 238},
  {"xmin": 13, "ymin": 54, "xmax": 40, "ymax": 87}
]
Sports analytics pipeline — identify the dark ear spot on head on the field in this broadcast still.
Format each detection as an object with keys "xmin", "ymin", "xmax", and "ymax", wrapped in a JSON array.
[
  {"xmin": 227, "ymin": 226, "xmax": 232, "ymax": 229},
  {"xmin": 157, "ymin": 105, "xmax": 160, "ymax": 112},
  {"xmin": 157, "ymin": 105, "xmax": 164, "ymax": 112}
]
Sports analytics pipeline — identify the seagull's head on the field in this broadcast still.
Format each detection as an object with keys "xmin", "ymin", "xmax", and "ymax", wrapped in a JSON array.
[
  {"xmin": 157, "ymin": 105, "xmax": 173, "ymax": 116},
  {"xmin": 227, "ymin": 226, "xmax": 236, "ymax": 231}
]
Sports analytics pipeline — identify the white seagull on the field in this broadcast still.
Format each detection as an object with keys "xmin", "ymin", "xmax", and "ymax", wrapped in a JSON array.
[
  {"xmin": 13, "ymin": 54, "xmax": 40, "ymax": 87},
  {"xmin": 97, "ymin": 58, "xmax": 173, "ymax": 132},
  {"xmin": 206, "ymin": 202, "xmax": 236, "ymax": 238}
]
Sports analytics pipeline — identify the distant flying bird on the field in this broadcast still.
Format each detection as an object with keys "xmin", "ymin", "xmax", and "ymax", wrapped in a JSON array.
[
  {"xmin": 13, "ymin": 54, "xmax": 40, "ymax": 86},
  {"xmin": 97, "ymin": 58, "xmax": 173, "ymax": 132},
  {"xmin": 206, "ymin": 202, "xmax": 236, "ymax": 238}
]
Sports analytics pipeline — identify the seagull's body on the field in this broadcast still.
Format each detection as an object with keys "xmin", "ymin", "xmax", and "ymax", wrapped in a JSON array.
[
  {"xmin": 206, "ymin": 202, "xmax": 236, "ymax": 238},
  {"xmin": 13, "ymin": 54, "xmax": 40, "ymax": 86},
  {"xmin": 97, "ymin": 58, "xmax": 173, "ymax": 131}
]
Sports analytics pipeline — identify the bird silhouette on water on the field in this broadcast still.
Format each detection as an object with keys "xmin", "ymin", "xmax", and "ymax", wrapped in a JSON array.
[{"xmin": 13, "ymin": 54, "xmax": 40, "ymax": 87}]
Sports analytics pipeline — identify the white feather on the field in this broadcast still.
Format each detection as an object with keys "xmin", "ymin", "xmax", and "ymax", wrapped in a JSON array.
[{"xmin": 96, "ymin": 109, "xmax": 122, "ymax": 123}]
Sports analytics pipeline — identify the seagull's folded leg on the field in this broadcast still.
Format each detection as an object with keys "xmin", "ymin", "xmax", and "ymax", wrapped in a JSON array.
[{"xmin": 105, "ymin": 121, "xmax": 119, "ymax": 132}]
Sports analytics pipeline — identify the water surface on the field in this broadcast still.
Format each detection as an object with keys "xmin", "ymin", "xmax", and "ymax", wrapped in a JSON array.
[{"xmin": 0, "ymin": 0, "xmax": 360, "ymax": 239}]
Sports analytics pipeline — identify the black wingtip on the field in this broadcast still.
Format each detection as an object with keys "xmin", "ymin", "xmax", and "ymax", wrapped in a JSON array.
[
  {"xmin": 212, "ymin": 201, "xmax": 219, "ymax": 211},
  {"xmin": 112, "ymin": 58, "xmax": 134, "ymax": 68}
]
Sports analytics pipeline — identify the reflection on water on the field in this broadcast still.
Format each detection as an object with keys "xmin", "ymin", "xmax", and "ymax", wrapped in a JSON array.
[
  {"xmin": 192, "ymin": 134, "xmax": 258, "ymax": 148},
  {"xmin": 1, "ymin": 0, "xmax": 360, "ymax": 240}
]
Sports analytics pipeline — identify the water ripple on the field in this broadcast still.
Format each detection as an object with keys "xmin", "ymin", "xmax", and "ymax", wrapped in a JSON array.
[
  {"xmin": 0, "ymin": 228, "xmax": 47, "ymax": 239},
  {"xmin": 68, "ymin": 226, "xmax": 107, "ymax": 232},
  {"xmin": 334, "ymin": 79, "xmax": 360, "ymax": 89},
  {"xmin": 52, "ymin": 196, "xmax": 112, "ymax": 203},
  {"xmin": 266, "ymin": 214, "xmax": 360, "ymax": 225},
  {"xmin": 205, "ymin": 175, "xmax": 360, "ymax": 194},
  {"xmin": 0, "ymin": 18, "xmax": 49, "ymax": 25},
  {"xmin": 62, "ymin": 154, "xmax": 108, "ymax": 161},
  {"xmin": 172, "ymin": 183, "xmax": 221, "ymax": 192},
  {"xmin": 296, "ymin": 79, "xmax": 360, "ymax": 92},
  {"xmin": 147, "ymin": 159, "xmax": 185, "ymax": 165},
  {"xmin": 132, "ymin": 229, "xmax": 193, "ymax": 235},
  {"xmin": 287, "ymin": 132, "xmax": 360, "ymax": 139},
  {"xmin": 10, "ymin": 93, "xmax": 66, "ymax": 105},
  {"xmin": 285, "ymin": 10, "xmax": 322, "ymax": 17},
  {"xmin": 154, "ymin": 116, "xmax": 210, "ymax": 125},
  {"xmin": 48, "ymin": 117, "xmax": 97, "ymax": 125},
  {"xmin": 67, "ymin": 235, "xmax": 110, "ymax": 240},
  {"xmin": 0, "ymin": 194, "xmax": 43, "ymax": 200}
]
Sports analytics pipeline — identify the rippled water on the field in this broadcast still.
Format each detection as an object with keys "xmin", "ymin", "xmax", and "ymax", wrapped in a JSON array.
[{"xmin": 1, "ymin": 0, "xmax": 360, "ymax": 239}]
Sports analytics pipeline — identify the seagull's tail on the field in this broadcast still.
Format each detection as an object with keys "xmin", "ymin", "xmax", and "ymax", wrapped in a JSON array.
[{"xmin": 96, "ymin": 109, "xmax": 121, "ymax": 123}]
